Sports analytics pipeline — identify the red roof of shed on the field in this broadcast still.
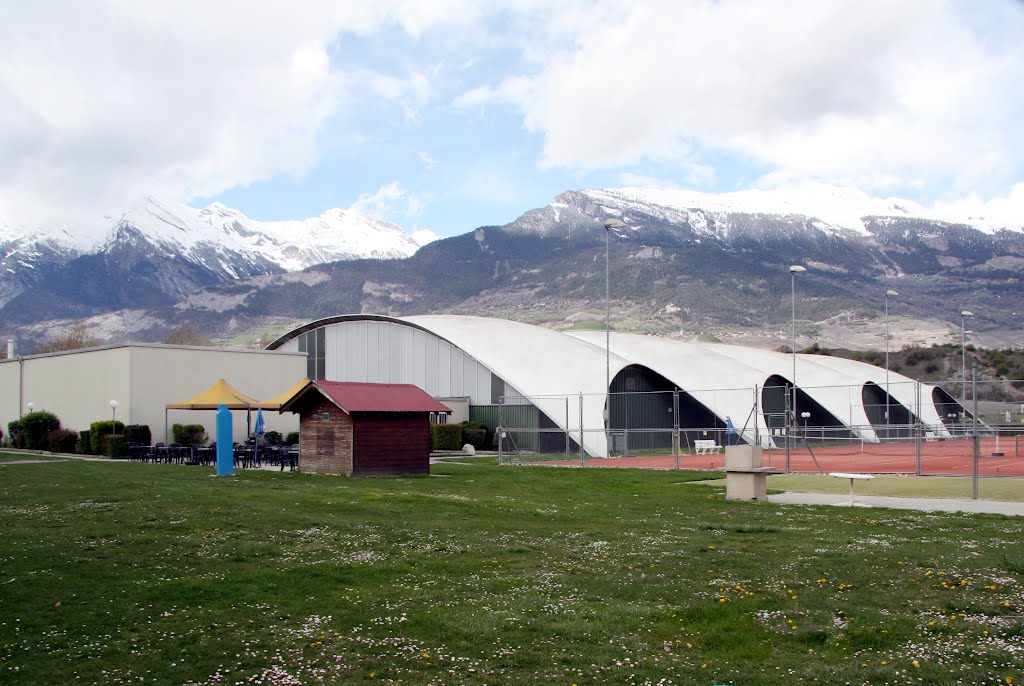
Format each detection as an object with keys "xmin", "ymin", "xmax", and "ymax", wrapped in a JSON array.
[{"xmin": 280, "ymin": 380, "xmax": 451, "ymax": 414}]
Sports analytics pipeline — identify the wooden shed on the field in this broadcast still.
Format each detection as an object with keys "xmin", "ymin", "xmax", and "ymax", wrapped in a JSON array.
[{"xmin": 278, "ymin": 380, "xmax": 451, "ymax": 476}]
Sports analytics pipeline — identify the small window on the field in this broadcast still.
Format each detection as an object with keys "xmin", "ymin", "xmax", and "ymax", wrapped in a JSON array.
[{"xmin": 320, "ymin": 411, "xmax": 331, "ymax": 421}]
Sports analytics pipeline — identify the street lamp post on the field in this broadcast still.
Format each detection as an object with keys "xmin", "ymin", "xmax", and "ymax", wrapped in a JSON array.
[
  {"xmin": 110, "ymin": 399, "xmax": 119, "ymax": 434},
  {"xmin": 603, "ymin": 219, "xmax": 625, "ymax": 457},
  {"xmin": 960, "ymin": 310, "xmax": 973, "ymax": 407},
  {"xmin": 885, "ymin": 290, "xmax": 898, "ymax": 434},
  {"xmin": 789, "ymin": 266, "xmax": 806, "ymax": 424}
]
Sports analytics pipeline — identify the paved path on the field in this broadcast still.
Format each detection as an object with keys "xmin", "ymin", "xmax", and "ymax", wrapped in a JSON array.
[{"xmin": 766, "ymin": 491, "xmax": 1024, "ymax": 516}]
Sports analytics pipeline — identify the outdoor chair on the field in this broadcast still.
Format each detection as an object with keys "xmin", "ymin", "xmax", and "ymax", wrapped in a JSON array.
[{"xmin": 281, "ymin": 444, "xmax": 299, "ymax": 471}]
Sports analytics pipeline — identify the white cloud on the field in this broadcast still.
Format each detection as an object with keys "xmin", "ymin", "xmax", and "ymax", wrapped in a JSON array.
[
  {"xmin": 2, "ymin": 0, "xmax": 1021, "ymax": 231},
  {"xmin": 475, "ymin": 0, "xmax": 1024, "ymax": 196},
  {"xmin": 418, "ymin": 151, "xmax": 439, "ymax": 169},
  {"xmin": 930, "ymin": 183, "xmax": 1024, "ymax": 231},
  {"xmin": 0, "ymin": 0, "xmax": 493, "ymax": 226},
  {"xmin": 350, "ymin": 182, "xmax": 426, "ymax": 219},
  {"xmin": 411, "ymin": 228, "xmax": 442, "ymax": 245}
]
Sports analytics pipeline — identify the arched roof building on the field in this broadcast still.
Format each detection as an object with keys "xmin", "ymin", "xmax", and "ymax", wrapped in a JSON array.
[{"xmin": 268, "ymin": 314, "xmax": 960, "ymax": 457}]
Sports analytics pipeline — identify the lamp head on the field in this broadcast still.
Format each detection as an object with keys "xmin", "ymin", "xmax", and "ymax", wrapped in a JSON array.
[
  {"xmin": 109, "ymin": 399, "xmax": 119, "ymax": 409},
  {"xmin": 788, "ymin": 265, "xmax": 806, "ymax": 274},
  {"xmin": 603, "ymin": 219, "xmax": 625, "ymax": 230},
  {"xmin": 26, "ymin": 402, "xmax": 34, "ymax": 411},
  {"xmin": 886, "ymin": 290, "xmax": 898, "ymax": 297},
  {"xmin": 961, "ymin": 310, "xmax": 973, "ymax": 317}
]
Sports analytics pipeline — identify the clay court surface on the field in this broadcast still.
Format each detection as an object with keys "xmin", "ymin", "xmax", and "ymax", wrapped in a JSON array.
[{"xmin": 543, "ymin": 437, "xmax": 1024, "ymax": 477}]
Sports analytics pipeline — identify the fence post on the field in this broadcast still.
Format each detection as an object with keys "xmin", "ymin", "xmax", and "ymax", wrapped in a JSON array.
[
  {"xmin": 972, "ymin": 365, "xmax": 979, "ymax": 500},
  {"xmin": 785, "ymin": 384, "xmax": 792, "ymax": 473},
  {"xmin": 673, "ymin": 388, "xmax": 680, "ymax": 470},
  {"xmin": 753, "ymin": 385, "xmax": 760, "ymax": 448},
  {"xmin": 914, "ymin": 381, "xmax": 923, "ymax": 476},
  {"xmin": 579, "ymin": 392, "xmax": 585, "ymax": 467},
  {"xmin": 497, "ymin": 395, "xmax": 504, "ymax": 466},
  {"xmin": 565, "ymin": 396, "xmax": 570, "ymax": 460}
]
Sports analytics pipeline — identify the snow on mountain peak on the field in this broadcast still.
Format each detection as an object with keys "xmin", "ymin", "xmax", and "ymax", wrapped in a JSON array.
[
  {"xmin": 1, "ymin": 198, "xmax": 420, "ymax": 273},
  {"xmin": 581, "ymin": 183, "xmax": 1018, "ymax": 235}
]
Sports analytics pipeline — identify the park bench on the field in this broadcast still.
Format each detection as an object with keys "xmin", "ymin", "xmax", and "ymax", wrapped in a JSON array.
[{"xmin": 694, "ymin": 439, "xmax": 722, "ymax": 455}]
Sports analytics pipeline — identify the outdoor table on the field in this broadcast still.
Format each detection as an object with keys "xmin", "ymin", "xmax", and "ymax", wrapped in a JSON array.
[{"xmin": 828, "ymin": 472, "xmax": 875, "ymax": 506}]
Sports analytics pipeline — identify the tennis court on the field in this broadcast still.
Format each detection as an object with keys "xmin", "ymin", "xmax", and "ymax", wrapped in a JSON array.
[{"xmin": 543, "ymin": 436, "xmax": 1024, "ymax": 476}]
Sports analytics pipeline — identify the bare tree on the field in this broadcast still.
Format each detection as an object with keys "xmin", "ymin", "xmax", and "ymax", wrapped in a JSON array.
[
  {"xmin": 164, "ymin": 323, "xmax": 211, "ymax": 347},
  {"xmin": 33, "ymin": 323, "xmax": 101, "ymax": 354}
]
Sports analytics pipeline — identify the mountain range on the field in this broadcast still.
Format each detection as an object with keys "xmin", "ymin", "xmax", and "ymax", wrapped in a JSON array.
[
  {"xmin": 0, "ymin": 197, "xmax": 419, "ymax": 326},
  {"xmin": 3, "ymin": 186, "xmax": 1023, "ymax": 352}
]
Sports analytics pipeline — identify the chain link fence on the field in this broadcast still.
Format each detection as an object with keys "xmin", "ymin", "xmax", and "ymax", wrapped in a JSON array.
[{"xmin": 483, "ymin": 378, "xmax": 1024, "ymax": 477}]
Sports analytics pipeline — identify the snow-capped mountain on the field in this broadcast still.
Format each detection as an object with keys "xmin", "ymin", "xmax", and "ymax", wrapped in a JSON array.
[
  {"xmin": 0, "ymin": 197, "xmax": 421, "ymax": 324},
  {"xmin": 1, "ymin": 197, "xmax": 419, "ymax": 274},
  {"xmin": 5, "ymin": 184, "xmax": 1024, "ymax": 351},
  {"xmin": 577, "ymin": 184, "xmax": 1023, "ymax": 237}
]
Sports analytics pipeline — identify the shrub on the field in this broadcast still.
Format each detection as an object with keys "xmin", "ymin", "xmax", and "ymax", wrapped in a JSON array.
[
  {"xmin": 46, "ymin": 428, "xmax": 79, "ymax": 453},
  {"xmin": 125, "ymin": 424, "xmax": 152, "ymax": 445},
  {"xmin": 431, "ymin": 423, "xmax": 463, "ymax": 451},
  {"xmin": 264, "ymin": 430, "xmax": 282, "ymax": 444},
  {"xmin": 90, "ymin": 421, "xmax": 125, "ymax": 455},
  {"xmin": 172, "ymin": 423, "xmax": 208, "ymax": 445},
  {"xmin": 285, "ymin": 431, "xmax": 300, "ymax": 445},
  {"xmin": 7, "ymin": 419, "xmax": 26, "ymax": 449},
  {"xmin": 107, "ymin": 435, "xmax": 129, "ymax": 458},
  {"xmin": 10, "ymin": 411, "xmax": 61, "ymax": 450},
  {"xmin": 460, "ymin": 421, "xmax": 489, "ymax": 450},
  {"xmin": 77, "ymin": 429, "xmax": 92, "ymax": 455}
]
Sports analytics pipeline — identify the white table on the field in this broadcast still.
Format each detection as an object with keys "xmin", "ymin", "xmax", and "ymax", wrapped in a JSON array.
[{"xmin": 828, "ymin": 472, "xmax": 875, "ymax": 506}]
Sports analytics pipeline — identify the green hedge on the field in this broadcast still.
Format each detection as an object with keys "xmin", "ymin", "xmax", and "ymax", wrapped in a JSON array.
[
  {"xmin": 90, "ymin": 421, "xmax": 124, "ymax": 455},
  {"xmin": 107, "ymin": 435, "xmax": 128, "ymax": 458},
  {"xmin": 172, "ymin": 423, "xmax": 208, "ymax": 445},
  {"xmin": 460, "ymin": 420, "xmax": 489, "ymax": 450},
  {"xmin": 46, "ymin": 429, "xmax": 79, "ymax": 454},
  {"xmin": 285, "ymin": 432, "xmax": 300, "ymax": 445},
  {"xmin": 77, "ymin": 430, "xmax": 92, "ymax": 455},
  {"xmin": 431, "ymin": 424, "xmax": 462, "ymax": 451},
  {"xmin": 125, "ymin": 424, "xmax": 151, "ymax": 445},
  {"xmin": 8, "ymin": 411, "xmax": 61, "ymax": 450}
]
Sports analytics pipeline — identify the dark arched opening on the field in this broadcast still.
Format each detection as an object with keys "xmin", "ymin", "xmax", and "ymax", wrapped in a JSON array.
[
  {"xmin": 609, "ymin": 365, "xmax": 737, "ymax": 453},
  {"xmin": 932, "ymin": 386, "xmax": 971, "ymax": 436},
  {"xmin": 761, "ymin": 375, "xmax": 853, "ymax": 439},
  {"xmin": 862, "ymin": 382, "xmax": 918, "ymax": 438}
]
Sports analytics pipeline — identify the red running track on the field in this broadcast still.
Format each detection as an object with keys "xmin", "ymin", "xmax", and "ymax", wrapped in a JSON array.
[{"xmin": 543, "ymin": 438, "xmax": 1024, "ymax": 476}]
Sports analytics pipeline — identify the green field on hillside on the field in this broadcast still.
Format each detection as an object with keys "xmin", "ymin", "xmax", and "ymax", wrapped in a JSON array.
[{"xmin": 1, "ymin": 458, "xmax": 1021, "ymax": 685}]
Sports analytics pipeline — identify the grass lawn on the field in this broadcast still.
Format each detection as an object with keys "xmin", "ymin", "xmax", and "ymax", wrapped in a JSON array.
[
  {"xmin": 1, "ymin": 458, "xmax": 1022, "ymax": 685},
  {"xmin": 767, "ymin": 474, "xmax": 1024, "ymax": 502}
]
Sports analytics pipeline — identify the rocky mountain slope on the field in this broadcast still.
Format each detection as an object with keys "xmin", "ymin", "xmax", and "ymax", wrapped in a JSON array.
[
  {"xmin": 5, "ymin": 187, "xmax": 1023, "ymax": 351},
  {"xmin": 0, "ymin": 198, "xmax": 420, "ymax": 325}
]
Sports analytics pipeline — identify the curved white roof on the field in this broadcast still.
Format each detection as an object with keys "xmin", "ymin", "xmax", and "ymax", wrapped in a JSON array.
[
  {"xmin": 271, "ymin": 314, "xmax": 958, "ymax": 454},
  {"xmin": 403, "ymin": 315, "xmax": 629, "ymax": 457}
]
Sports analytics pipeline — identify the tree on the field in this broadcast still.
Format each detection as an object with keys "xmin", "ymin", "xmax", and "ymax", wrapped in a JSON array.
[
  {"xmin": 164, "ymin": 323, "xmax": 211, "ymax": 346},
  {"xmin": 33, "ymin": 323, "xmax": 100, "ymax": 354}
]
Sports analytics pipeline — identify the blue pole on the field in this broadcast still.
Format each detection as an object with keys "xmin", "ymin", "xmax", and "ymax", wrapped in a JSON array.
[{"xmin": 216, "ymin": 404, "xmax": 234, "ymax": 476}]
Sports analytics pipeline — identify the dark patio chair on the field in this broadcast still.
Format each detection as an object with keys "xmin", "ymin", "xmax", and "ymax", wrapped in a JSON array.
[{"xmin": 282, "ymin": 444, "xmax": 299, "ymax": 471}]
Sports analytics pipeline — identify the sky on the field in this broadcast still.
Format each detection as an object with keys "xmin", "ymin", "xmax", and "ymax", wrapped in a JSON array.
[{"xmin": 2, "ymin": 0, "xmax": 1023, "ymax": 244}]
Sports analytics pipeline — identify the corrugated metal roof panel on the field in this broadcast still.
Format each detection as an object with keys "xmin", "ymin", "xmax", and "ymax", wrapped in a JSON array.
[{"xmin": 314, "ymin": 381, "xmax": 452, "ymax": 413}]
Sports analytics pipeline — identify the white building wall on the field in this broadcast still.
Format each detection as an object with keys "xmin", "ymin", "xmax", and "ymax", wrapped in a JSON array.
[{"xmin": 0, "ymin": 345, "xmax": 304, "ymax": 447}]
